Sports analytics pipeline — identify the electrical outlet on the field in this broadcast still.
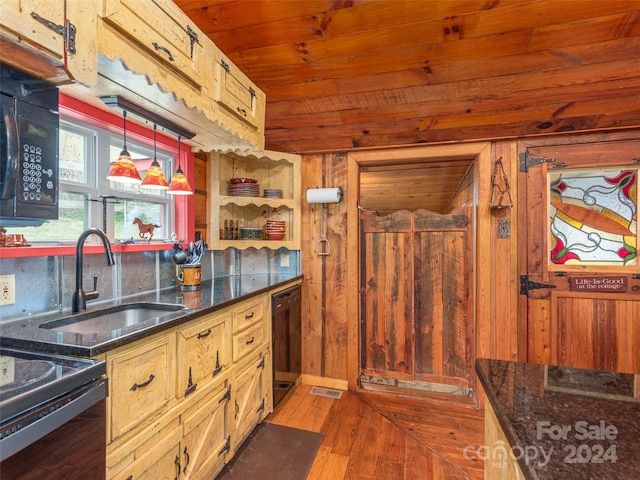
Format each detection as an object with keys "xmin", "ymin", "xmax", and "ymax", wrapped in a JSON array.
[
  {"xmin": 0, "ymin": 274, "xmax": 16, "ymax": 306},
  {"xmin": 280, "ymin": 251, "xmax": 290, "ymax": 267}
]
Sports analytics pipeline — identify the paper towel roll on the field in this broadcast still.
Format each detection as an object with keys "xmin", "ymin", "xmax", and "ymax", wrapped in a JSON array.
[{"xmin": 306, "ymin": 187, "xmax": 343, "ymax": 204}]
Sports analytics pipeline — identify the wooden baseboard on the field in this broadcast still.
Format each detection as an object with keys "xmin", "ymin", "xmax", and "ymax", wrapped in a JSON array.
[{"xmin": 299, "ymin": 374, "xmax": 348, "ymax": 391}]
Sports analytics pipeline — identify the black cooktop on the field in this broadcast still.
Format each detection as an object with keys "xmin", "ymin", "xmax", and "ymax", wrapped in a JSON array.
[{"xmin": 0, "ymin": 348, "xmax": 105, "ymax": 424}]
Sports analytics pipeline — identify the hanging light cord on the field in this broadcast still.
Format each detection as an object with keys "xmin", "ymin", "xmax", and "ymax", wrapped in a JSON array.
[
  {"xmin": 153, "ymin": 124, "xmax": 157, "ymax": 163},
  {"xmin": 177, "ymin": 135, "xmax": 182, "ymax": 170},
  {"xmin": 122, "ymin": 111, "xmax": 128, "ymax": 150}
]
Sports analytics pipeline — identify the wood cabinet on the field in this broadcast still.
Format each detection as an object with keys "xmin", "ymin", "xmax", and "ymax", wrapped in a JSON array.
[
  {"xmin": 213, "ymin": 49, "xmax": 265, "ymax": 133},
  {"xmin": 233, "ymin": 349, "xmax": 270, "ymax": 451},
  {"xmin": 99, "ymin": 0, "xmax": 206, "ymax": 92},
  {"xmin": 103, "ymin": 289, "xmax": 281, "ymax": 480},
  {"xmin": 210, "ymin": 149, "xmax": 302, "ymax": 250},
  {"xmin": 181, "ymin": 380, "xmax": 232, "ymax": 479},
  {"xmin": 0, "ymin": 0, "xmax": 97, "ymax": 85},
  {"xmin": 106, "ymin": 330, "xmax": 176, "ymax": 442},
  {"xmin": 176, "ymin": 310, "xmax": 230, "ymax": 398}
]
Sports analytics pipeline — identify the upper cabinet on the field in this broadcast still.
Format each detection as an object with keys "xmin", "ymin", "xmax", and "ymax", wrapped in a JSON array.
[
  {"xmin": 99, "ymin": 0, "xmax": 205, "ymax": 93},
  {"xmin": 1, "ymin": 0, "xmax": 269, "ymax": 153},
  {"xmin": 213, "ymin": 49, "xmax": 266, "ymax": 134},
  {"xmin": 0, "ymin": 0, "xmax": 98, "ymax": 86}
]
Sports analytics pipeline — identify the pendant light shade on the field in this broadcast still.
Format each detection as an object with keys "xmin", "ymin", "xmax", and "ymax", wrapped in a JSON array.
[
  {"xmin": 142, "ymin": 124, "xmax": 169, "ymax": 190},
  {"xmin": 168, "ymin": 135, "xmax": 193, "ymax": 195},
  {"xmin": 107, "ymin": 111, "xmax": 142, "ymax": 184}
]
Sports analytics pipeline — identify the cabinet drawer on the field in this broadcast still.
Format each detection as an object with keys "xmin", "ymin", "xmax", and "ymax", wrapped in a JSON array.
[
  {"xmin": 232, "ymin": 296, "xmax": 265, "ymax": 333},
  {"xmin": 101, "ymin": 0, "xmax": 203, "ymax": 87},
  {"xmin": 177, "ymin": 312, "xmax": 230, "ymax": 398},
  {"xmin": 108, "ymin": 333, "xmax": 175, "ymax": 441},
  {"xmin": 232, "ymin": 321, "xmax": 265, "ymax": 362}
]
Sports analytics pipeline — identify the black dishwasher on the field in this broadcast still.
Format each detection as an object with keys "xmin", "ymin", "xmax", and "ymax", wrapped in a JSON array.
[{"xmin": 271, "ymin": 285, "xmax": 302, "ymax": 407}]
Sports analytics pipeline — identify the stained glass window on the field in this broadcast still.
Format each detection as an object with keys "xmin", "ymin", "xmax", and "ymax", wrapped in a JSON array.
[{"xmin": 549, "ymin": 169, "xmax": 637, "ymax": 266}]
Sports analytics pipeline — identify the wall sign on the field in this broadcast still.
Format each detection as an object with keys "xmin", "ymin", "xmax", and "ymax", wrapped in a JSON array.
[{"xmin": 570, "ymin": 276, "xmax": 628, "ymax": 293}]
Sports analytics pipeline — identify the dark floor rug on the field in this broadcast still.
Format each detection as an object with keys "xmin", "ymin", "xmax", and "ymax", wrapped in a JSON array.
[{"xmin": 216, "ymin": 422, "xmax": 324, "ymax": 480}]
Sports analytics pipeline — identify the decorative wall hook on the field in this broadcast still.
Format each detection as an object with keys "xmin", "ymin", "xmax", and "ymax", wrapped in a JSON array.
[{"xmin": 490, "ymin": 157, "xmax": 513, "ymax": 210}]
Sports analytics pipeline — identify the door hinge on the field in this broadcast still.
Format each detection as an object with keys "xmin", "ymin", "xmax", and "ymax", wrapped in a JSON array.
[
  {"xmin": 520, "ymin": 275, "xmax": 557, "ymax": 295},
  {"xmin": 217, "ymin": 436, "xmax": 231, "ymax": 457},
  {"xmin": 186, "ymin": 25, "xmax": 198, "ymax": 59},
  {"xmin": 220, "ymin": 58, "xmax": 230, "ymax": 73},
  {"xmin": 31, "ymin": 12, "xmax": 76, "ymax": 54},
  {"xmin": 184, "ymin": 366, "xmax": 197, "ymax": 397},
  {"xmin": 519, "ymin": 151, "xmax": 556, "ymax": 172},
  {"xmin": 218, "ymin": 384, "xmax": 231, "ymax": 404}
]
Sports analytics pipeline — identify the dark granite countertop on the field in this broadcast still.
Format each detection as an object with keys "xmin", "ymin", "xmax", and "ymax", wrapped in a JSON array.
[
  {"xmin": 0, "ymin": 274, "xmax": 302, "ymax": 357},
  {"xmin": 476, "ymin": 358, "xmax": 640, "ymax": 480}
]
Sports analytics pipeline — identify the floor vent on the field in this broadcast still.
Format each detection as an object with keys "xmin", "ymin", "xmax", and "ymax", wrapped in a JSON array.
[{"xmin": 309, "ymin": 386, "xmax": 343, "ymax": 399}]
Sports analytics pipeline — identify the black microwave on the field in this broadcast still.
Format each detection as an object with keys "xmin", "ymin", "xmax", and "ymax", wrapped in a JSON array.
[{"xmin": 1, "ymin": 63, "xmax": 59, "ymax": 226}]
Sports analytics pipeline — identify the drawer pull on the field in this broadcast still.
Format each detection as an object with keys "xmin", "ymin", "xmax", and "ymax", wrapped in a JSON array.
[
  {"xmin": 197, "ymin": 329, "xmax": 211, "ymax": 339},
  {"xmin": 183, "ymin": 446, "xmax": 190, "ymax": 474},
  {"xmin": 152, "ymin": 42, "xmax": 174, "ymax": 62},
  {"xmin": 245, "ymin": 336, "xmax": 255, "ymax": 345},
  {"xmin": 244, "ymin": 311, "xmax": 255, "ymax": 320},
  {"xmin": 131, "ymin": 374, "xmax": 155, "ymax": 391},
  {"xmin": 174, "ymin": 454, "xmax": 180, "ymax": 480},
  {"xmin": 237, "ymin": 107, "xmax": 247, "ymax": 117}
]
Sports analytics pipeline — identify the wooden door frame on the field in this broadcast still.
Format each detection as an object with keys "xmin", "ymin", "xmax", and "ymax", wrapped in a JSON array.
[{"xmin": 346, "ymin": 143, "xmax": 491, "ymax": 391}]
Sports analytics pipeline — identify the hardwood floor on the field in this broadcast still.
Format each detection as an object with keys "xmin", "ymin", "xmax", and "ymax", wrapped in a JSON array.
[{"xmin": 267, "ymin": 384, "xmax": 485, "ymax": 480}]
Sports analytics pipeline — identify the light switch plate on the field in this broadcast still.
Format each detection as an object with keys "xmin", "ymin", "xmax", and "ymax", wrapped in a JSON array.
[
  {"xmin": 280, "ymin": 251, "xmax": 290, "ymax": 267},
  {"xmin": 0, "ymin": 274, "xmax": 16, "ymax": 306}
]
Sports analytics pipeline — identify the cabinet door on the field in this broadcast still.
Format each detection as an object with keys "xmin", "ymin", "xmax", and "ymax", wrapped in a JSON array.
[
  {"xmin": 101, "ymin": 0, "xmax": 203, "ymax": 88},
  {"xmin": 177, "ymin": 312, "xmax": 230, "ymax": 398},
  {"xmin": 233, "ymin": 350, "xmax": 269, "ymax": 449},
  {"xmin": 214, "ymin": 50, "xmax": 265, "ymax": 131},
  {"xmin": 108, "ymin": 332, "xmax": 176, "ymax": 441},
  {"xmin": 181, "ymin": 381, "xmax": 231, "ymax": 480},
  {"xmin": 112, "ymin": 425, "xmax": 182, "ymax": 480},
  {"xmin": 0, "ymin": 0, "xmax": 97, "ymax": 85}
]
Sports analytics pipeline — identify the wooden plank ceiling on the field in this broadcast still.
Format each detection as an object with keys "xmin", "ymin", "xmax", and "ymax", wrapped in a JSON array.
[
  {"xmin": 175, "ymin": 0, "xmax": 640, "ymax": 214},
  {"xmin": 175, "ymin": 0, "xmax": 640, "ymax": 155}
]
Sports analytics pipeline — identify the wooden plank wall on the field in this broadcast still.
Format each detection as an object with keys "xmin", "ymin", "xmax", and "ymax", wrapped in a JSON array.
[
  {"xmin": 301, "ymin": 154, "xmax": 349, "ymax": 381},
  {"xmin": 300, "ymin": 141, "xmax": 522, "ymax": 387}
]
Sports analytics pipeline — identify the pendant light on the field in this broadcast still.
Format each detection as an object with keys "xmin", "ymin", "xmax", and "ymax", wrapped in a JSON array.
[
  {"xmin": 167, "ymin": 135, "xmax": 193, "ymax": 195},
  {"xmin": 107, "ymin": 111, "xmax": 142, "ymax": 184},
  {"xmin": 142, "ymin": 124, "xmax": 169, "ymax": 190}
]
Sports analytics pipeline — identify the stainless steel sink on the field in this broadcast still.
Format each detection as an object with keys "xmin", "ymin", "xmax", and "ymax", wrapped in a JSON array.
[{"xmin": 39, "ymin": 303, "xmax": 185, "ymax": 334}]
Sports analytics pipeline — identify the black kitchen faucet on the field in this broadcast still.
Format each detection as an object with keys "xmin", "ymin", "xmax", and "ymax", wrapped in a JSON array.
[{"xmin": 72, "ymin": 228, "xmax": 114, "ymax": 313}]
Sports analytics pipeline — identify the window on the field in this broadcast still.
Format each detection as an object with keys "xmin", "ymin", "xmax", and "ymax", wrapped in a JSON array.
[
  {"xmin": 20, "ymin": 117, "xmax": 175, "ymax": 243},
  {"xmin": 549, "ymin": 168, "xmax": 638, "ymax": 266}
]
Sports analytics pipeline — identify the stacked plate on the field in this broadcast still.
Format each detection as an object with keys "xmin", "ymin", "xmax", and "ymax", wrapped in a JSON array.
[
  {"xmin": 265, "ymin": 219, "xmax": 286, "ymax": 240},
  {"xmin": 229, "ymin": 178, "xmax": 260, "ymax": 197},
  {"xmin": 263, "ymin": 189, "xmax": 283, "ymax": 199}
]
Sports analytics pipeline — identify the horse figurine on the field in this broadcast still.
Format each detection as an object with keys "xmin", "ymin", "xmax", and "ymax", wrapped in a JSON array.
[{"xmin": 133, "ymin": 217, "xmax": 160, "ymax": 242}]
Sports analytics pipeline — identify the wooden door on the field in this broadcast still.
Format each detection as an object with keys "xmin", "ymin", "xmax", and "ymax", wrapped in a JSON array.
[
  {"xmin": 414, "ymin": 207, "xmax": 474, "ymax": 388},
  {"xmin": 522, "ymin": 139, "xmax": 640, "ymax": 373},
  {"xmin": 360, "ymin": 207, "xmax": 474, "ymax": 392}
]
